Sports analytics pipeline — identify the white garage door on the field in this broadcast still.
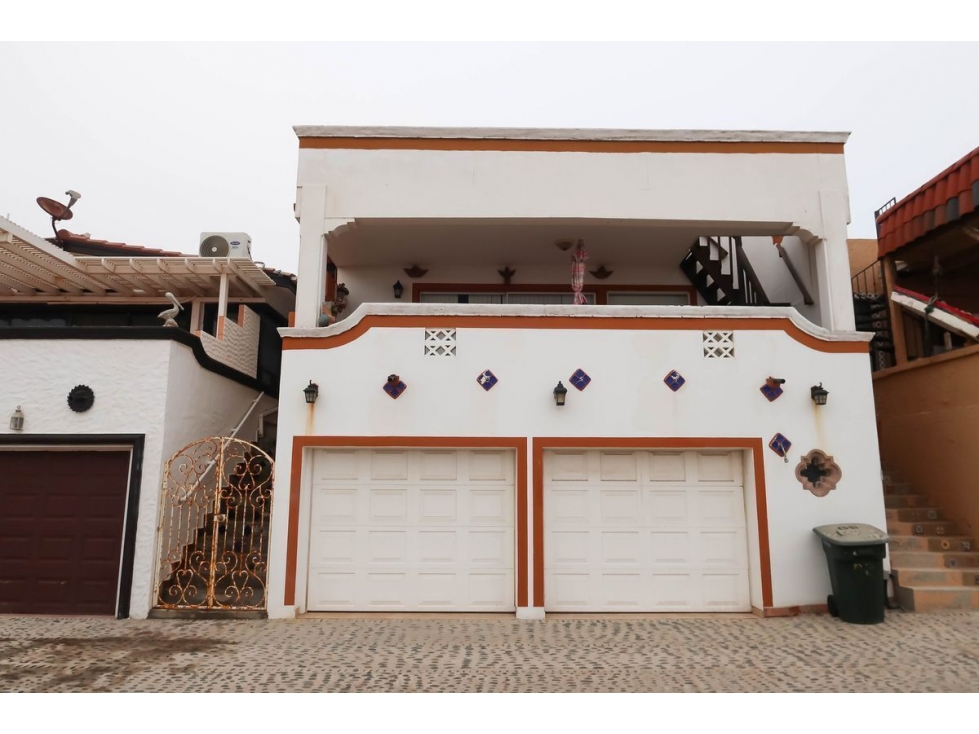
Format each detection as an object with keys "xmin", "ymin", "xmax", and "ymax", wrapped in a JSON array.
[
  {"xmin": 307, "ymin": 448, "xmax": 515, "ymax": 611},
  {"xmin": 545, "ymin": 449, "xmax": 750, "ymax": 612}
]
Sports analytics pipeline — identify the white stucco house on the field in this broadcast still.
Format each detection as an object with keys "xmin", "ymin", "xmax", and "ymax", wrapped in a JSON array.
[
  {"xmin": 0, "ymin": 218, "xmax": 295, "ymax": 619},
  {"xmin": 267, "ymin": 126, "xmax": 885, "ymax": 620}
]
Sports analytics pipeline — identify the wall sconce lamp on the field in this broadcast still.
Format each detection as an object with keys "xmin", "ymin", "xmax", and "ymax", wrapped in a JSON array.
[
  {"xmin": 553, "ymin": 381, "xmax": 568, "ymax": 407},
  {"xmin": 9, "ymin": 405, "xmax": 24, "ymax": 431},
  {"xmin": 304, "ymin": 381, "xmax": 320, "ymax": 404},
  {"xmin": 393, "ymin": 280, "xmax": 404, "ymax": 300},
  {"xmin": 810, "ymin": 383, "xmax": 829, "ymax": 406}
]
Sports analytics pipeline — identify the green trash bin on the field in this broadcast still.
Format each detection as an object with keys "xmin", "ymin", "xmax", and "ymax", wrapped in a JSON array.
[{"xmin": 813, "ymin": 523, "xmax": 889, "ymax": 625}]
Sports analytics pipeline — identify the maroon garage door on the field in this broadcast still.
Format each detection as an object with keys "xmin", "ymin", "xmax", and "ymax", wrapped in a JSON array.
[{"xmin": 0, "ymin": 450, "xmax": 130, "ymax": 615}]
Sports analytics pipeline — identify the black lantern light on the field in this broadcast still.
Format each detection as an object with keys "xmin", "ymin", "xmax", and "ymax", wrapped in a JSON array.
[
  {"xmin": 810, "ymin": 383, "xmax": 829, "ymax": 406},
  {"xmin": 393, "ymin": 280, "xmax": 404, "ymax": 299},
  {"xmin": 553, "ymin": 381, "xmax": 568, "ymax": 407},
  {"xmin": 304, "ymin": 380, "xmax": 320, "ymax": 404}
]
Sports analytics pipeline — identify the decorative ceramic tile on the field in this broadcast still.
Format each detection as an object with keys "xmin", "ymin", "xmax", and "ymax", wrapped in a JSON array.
[
  {"xmin": 476, "ymin": 369, "xmax": 499, "ymax": 391},
  {"xmin": 926, "ymin": 509, "xmax": 938, "ymax": 520},
  {"xmin": 663, "ymin": 370, "xmax": 686, "ymax": 392},
  {"xmin": 963, "ymin": 541, "xmax": 972, "ymax": 552},
  {"xmin": 759, "ymin": 383, "xmax": 783, "ymax": 401},
  {"xmin": 768, "ymin": 433, "xmax": 791, "ymax": 458},
  {"xmin": 569, "ymin": 368, "xmax": 591, "ymax": 391},
  {"xmin": 914, "ymin": 525, "xmax": 924, "ymax": 535},
  {"xmin": 383, "ymin": 377, "xmax": 408, "ymax": 399},
  {"xmin": 703, "ymin": 331, "xmax": 735, "ymax": 359},
  {"xmin": 946, "ymin": 557, "xmax": 959, "ymax": 569},
  {"xmin": 424, "ymin": 329, "xmax": 457, "ymax": 358}
]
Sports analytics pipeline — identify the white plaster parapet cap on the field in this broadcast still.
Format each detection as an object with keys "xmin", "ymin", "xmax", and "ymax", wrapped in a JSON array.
[
  {"xmin": 280, "ymin": 303, "xmax": 872, "ymax": 343},
  {"xmin": 293, "ymin": 126, "xmax": 850, "ymax": 145}
]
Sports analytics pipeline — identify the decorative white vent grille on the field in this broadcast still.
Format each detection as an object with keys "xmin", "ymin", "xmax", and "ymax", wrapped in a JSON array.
[
  {"xmin": 703, "ymin": 331, "xmax": 734, "ymax": 359},
  {"xmin": 424, "ymin": 328, "xmax": 457, "ymax": 357}
]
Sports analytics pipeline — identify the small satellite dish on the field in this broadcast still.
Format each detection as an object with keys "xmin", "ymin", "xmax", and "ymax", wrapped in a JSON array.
[{"xmin": 37, "ymin": 197, "xmax": 73, "ymax": 221}]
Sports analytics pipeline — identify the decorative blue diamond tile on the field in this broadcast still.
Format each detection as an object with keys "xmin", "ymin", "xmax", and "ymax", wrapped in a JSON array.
[
  {"xmin": 663, "ymin": 370, "xmax": 686, "ymax": 392},
  {"xmin": 569, "ymin": 368, "xmax": 591, "ymax": 391},
  {"xmin": 383, "ymin": 376, "xmax": 408, "ymax": 399},
  {"xmin": 760, "ymin": 383, "xmax": 784, "ymax": 402},
  {"xmin": 476, "ymin": 369, "xmax": 499, "ymax": 391},
  {"xmin": 768, "ymin": 432, "xmax": 791, "ymax": 458}
]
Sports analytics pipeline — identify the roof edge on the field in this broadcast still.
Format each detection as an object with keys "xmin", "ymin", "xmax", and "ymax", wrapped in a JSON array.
[{"xmin": 293, "ymin": 126, "xmax": 850, "ymax": 145}]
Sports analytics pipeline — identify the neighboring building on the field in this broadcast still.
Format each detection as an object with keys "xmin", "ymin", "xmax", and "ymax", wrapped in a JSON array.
[
  {"xmin": 852, "ymin": 146, "xmax": 979, "ymax": 611},
  {"xmin": 0, "ymin": 217, "xmax": 295, "ymax": 618},
  {"xmin": 268, "ymin": 126, "xmax": 883, "ymax": 619}
]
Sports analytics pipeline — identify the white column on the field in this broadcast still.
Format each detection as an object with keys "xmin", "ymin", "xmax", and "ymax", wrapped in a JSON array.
[
  {"xmin": 812, "ymin": 190, "xmax": 856, "ymax": 332},
  {"xmin": 294, "ymin": 185, "xmax": 329, "ymax": 328}
]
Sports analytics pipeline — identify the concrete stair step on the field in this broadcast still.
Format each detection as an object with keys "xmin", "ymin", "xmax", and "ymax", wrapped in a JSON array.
[
  {"xmin": 896, "ymin": 585, "xmax": 979, "ymax": 612},
  {"xmin": 893, "ymin": 567, "xmax": 979, "ymax": 587},
  {"xmin": 884, "ymin": 494, "xmax": 932, "ymax": 509},
  {"xmin": 889, "ymin": 535, "xmax": 973, "ymax": 552},
  {"xmin": 890, "ymin": 551, "xmax": 979, "ymax": 568},
  {"xmin": 883, "ymin": 481, "xmax": 916, "ymax": 496},
  {"xmin": 887, "ymin": 520, "xmax": 961, "ymax": 537},
  {"xmin": 886, "ymin": 507, "xmax": 943, "ymax": 522}
]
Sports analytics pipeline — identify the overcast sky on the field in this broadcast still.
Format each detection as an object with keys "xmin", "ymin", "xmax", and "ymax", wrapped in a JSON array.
[{"xmin": 2, "ymin": 42, "xmax": 977, "ymax": 272}]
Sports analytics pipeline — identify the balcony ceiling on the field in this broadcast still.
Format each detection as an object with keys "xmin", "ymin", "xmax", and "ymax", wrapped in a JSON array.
[{"xmin": 327, "ymin": 218, "xmax": 789, "ymax": 268}]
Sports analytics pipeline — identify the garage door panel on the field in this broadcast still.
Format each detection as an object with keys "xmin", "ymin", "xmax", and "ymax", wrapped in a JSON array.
[
  {"xmin": 311, "ymin": 529, "xmax": 357, "ymax": 563},
  {"xmin": 315, "ymin": 488, "xmax": 358, "ymax": 523},
  {"xmin": 307, "ymin": 448, "xmax": 515, "ymax": 611},
  {"xmin": 545, "ymin": 449, "xmax": 750, "ymax": 613}
]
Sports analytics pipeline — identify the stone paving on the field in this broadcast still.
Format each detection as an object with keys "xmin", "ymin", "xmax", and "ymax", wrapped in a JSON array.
[{"xmin": 2, "ymin": 610, "xmax": 979, "ymax": 692}]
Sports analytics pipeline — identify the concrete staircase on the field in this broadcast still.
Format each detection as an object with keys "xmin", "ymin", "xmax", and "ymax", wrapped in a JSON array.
[{"xmin": 885, "ymin": 476, "xmax": 979, "ymax": 611}]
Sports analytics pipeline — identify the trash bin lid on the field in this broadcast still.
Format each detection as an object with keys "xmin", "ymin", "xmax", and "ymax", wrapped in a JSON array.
[{"xmin": 813, "ymin": 523, "xmax": 889, "ymax": 545}]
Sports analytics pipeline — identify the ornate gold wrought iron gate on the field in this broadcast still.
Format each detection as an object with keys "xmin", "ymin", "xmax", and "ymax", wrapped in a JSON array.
[{"xmin": 154, "ymin": 437, "xmax": 274, "ymax": 612}]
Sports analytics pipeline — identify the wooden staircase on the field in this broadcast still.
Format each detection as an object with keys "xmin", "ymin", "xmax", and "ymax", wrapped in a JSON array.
[
  {"xmin": 680, "ymin": 236, "xmax": 772, "ymax": 306},
  {"xmin": 885, "ymin": 475, "xmax": 979, "ymax": 611}
]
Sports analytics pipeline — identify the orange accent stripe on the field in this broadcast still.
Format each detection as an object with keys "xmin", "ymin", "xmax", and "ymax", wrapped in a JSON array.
[
  {"xmin": 216, "ymin": 315, "xmax": 226, "ymax": 340},
  {"xmin": 299, "ymin": 137, "xmax": 844, "ymax": 156},
  {"xmin": 531, "ymin": 437, "xmax": 773, "ymax": 610},
  {"xmin": 283, "ymin": 315, "xmax": 867, "ymax": 355},
  {"xmin": 411, "ymin": 282, "xmax": 698, "ymax": 306},
  {"xmin": 285, "ymin": 436, "xmax": 529, "ymax": 608}
]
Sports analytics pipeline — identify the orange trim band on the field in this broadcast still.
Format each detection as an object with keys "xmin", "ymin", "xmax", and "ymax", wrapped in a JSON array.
[
  {"xmin": 285, "ymin": 436, "xmax": 529, "ymax": 609},
  {"xmin": 283, "ymin": 315, "xmax": 868, "ymax": 355},
  {"xmin": 299, "ymin": 137, "xmax": 844, "ymax": 156},
  {"xmin": 531, "ymin": 437, "xmax": 773, "ymax": 610}
]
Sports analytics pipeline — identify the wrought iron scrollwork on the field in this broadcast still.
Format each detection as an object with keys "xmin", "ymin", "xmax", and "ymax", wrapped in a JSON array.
[{"xmin": 154, "ymin": 437, "xmax": 274, "ymax": 611}]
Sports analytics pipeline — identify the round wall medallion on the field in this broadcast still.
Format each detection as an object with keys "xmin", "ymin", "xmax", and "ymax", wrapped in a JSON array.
[{"xmin": 67, "ymin": 384, "xmax": 95, "ymax": 413}]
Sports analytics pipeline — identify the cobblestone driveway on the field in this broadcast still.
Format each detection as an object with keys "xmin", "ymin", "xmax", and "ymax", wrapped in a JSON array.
[{"xmin": 2, "ymin": 611, "xmax": 978, "ymax": 692}]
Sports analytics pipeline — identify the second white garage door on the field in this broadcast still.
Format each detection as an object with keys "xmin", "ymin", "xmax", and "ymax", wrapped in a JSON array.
[
  {"xmin": 545, "ymin": 449, "xmax": 750, "ymax": 612},
  {"xmin": 307, "ymin": 448, "xmax": 515, "ymax": 611}
]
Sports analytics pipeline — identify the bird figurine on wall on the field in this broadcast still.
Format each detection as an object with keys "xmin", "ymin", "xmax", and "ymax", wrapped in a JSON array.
[{"xmin": 158, "ymin": 292, "xmax": 184, "ymax": 327}]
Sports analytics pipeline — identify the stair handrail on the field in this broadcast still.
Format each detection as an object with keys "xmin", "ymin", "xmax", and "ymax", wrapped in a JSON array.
[
  {"xmin": 774, "ymin": 240, "xmax": 815, "ymax": 305},
  {"xmin": 734, "ymin": 237, "xmax": 770, "ymax": 305}
]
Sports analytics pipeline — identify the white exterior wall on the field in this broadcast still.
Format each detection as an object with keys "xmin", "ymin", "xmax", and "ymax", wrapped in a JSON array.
[
  {"xmin": 0, "ymin": 338, "xmax": 275, "ymax": 619},
  {"xmin": 740, "ymin": 236, "xmax": 820, "ymax": 324},
  {"xmin": 269, "ymin": 305, "xmax": 883, "ymax": 617},
  {"xmin": 295, "ymin": 146, "xmax": 854, "ymax": 331}
]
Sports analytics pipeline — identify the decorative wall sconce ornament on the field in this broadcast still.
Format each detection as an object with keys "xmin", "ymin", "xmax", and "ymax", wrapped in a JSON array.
[
  {"xmin": 9, "ymin": 405, "xmax": 24, "ymax": 431},
  {"xmin": 303, "ymin": 381, "xmax": 319, "ymax": 404},
  {"xmin": 760, "ymin": 376, "xmax": 786, "ymax": 402},
  {"xmin": 569, "ymin": 368, "xmax": 591, "ymax": 391},
  {"xmin": 476, "ymin": 369, "xmax": 499, "ymax": 391},
  {"xmin": 768, "ymin": 432, "xmax": 792, "ymax": 461},
  {"xmin": 384, "ymin": 374, "xmax": 408, "ymax": 399},
  {"xmin": 393, "ymin": 280, "xmax": 404, "ymax": 299},
  {"xmin": 555, "ymin": 239, "xmax": 574, "ymax": 252},
  {"xmin": 810, "ymin": 383, "xmax": 829, "ymax": 406},
  {"xmin": 404, "ymin": 265, "xmax": 428, "ymax": 279},
  {"xmin": 589, "ymin": 265, "xmax": 614, "ymax": 280},
  {"xmin": 794, "ymin": 449, "xmax": 842, "ymax": 497},
  {"xmin": 663, "ymin": 369, "xmax": 686, "ymax": 392},
  {"xmin": 67, "ymin": 384, "xmax": 95, "ymax": 413},
  {"xmin": 498, "ymin": 266, "xmax": 516, "ymax": 285},
  {"xmin": 553, "ymin": 381, "xmax": 568, "ymax": 406}
]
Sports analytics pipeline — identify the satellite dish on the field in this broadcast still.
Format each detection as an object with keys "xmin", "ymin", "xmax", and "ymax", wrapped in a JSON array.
[
  {"xmin": 37, "ymin": 197, "xmax": 73, "ymax": 221},
  {"xmin": 199, "ymin": 235, "xmax": 231, "ymax": 257}
]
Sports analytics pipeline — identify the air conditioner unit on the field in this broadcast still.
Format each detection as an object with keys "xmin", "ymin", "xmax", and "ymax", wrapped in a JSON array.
[{"xmin": 199, "ymin": 232, "xmax": 252, "ymax": 259}]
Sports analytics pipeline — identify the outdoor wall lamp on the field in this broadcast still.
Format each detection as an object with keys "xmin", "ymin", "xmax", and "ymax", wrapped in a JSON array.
[
  {"xmin": 810, "ymin": 383, "xmax": 829, "ymax": 406},
  {"xmin": 9, "ymin": 405, "xmax": 24, "ymax": 431},
  {"xmin": 553, "ymin": 381, "xmax": 568, "ymax": 407},
  {"xmin": 304, "ymin": 381, "xmax": 319, "ymax": 404},
  {"xmin": 393, "ymin": 280, "xmax": 404, "ymax": 299}
]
